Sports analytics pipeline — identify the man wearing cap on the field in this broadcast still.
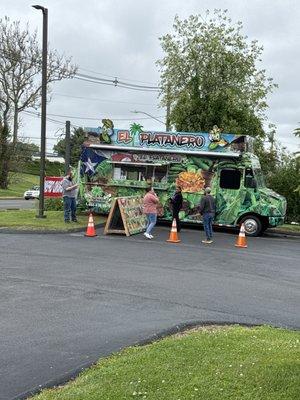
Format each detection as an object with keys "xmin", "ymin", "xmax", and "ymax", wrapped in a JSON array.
[
  {"xmin": 199, "ymin": 187, "xmax": 216, "ymax": 244},
  {"xmin": 61, "ymin": 169, "xmax": 78, "ymax": 223}
]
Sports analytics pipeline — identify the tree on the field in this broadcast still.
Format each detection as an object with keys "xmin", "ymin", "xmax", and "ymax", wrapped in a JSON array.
[
  {"xmin": 267, "ymin": 156, "xmax": 300, "ymax": 223},
  {"xmin": 0, "ymin": 16, "xmax": 77, "ymax": 189},
  {"xmin": 292, "ymin": 124, "xmax": 300, "ymax": 196},
  {"xmin": 53, "ymin": 127, "xmax": 85, "ymax": 166},
  {"xmin": 294, "ymin": 125, "xmax": 300, "ymax": 138},
  {"xmin": 14, "ymin": 141, "xmax": 39, "ymax": 160},
  {"xmin": 0, "ymin": 121, "xmax": 10, "ymax": 189},
  {"xmin": 254, "ymin": 133, "xmax": 300, "ymax": 222},
  {"xmin": 9, "ymin": 141, "xmax": 39, "ymax": 175},
  {"xmin": 0, "ymin": 17, "xmax": 77, "ymax": 143},
  {"xmin": 157, "ymin": 10, "xmax": 276, "ymax": 137}
]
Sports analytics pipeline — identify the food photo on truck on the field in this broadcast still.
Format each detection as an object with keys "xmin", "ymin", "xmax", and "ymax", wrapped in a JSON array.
[{"xmin": 77, "ymin": 121, "xmax": 286, "ymax": 236}]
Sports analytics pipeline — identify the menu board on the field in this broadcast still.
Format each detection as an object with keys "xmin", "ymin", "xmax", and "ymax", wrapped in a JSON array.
[{"xmin": 104, "ymin": 196, "xmax": 147, "ymax": 236}]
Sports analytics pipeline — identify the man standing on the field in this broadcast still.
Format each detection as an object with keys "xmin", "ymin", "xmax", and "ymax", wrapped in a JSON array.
[
  {"xmin": 61, "ymin": 169, "xmax": 78, "ymax": 223},
  {"xmin": 170, "ymin": 186, "xmax": 183, "ymax": 232},
  {"xmin": 199, "ymin": 187, "xmax": 216, "ymax": 244}
]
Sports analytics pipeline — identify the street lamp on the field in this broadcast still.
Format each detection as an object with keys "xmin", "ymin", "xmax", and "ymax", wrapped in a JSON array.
[
  {"xmin": 32, "ymin": 5, "xmax": 48, "ymax": 218},
  {"xmin": 131, "ymin": 110, "xmax": 166, "ymax": 127}
]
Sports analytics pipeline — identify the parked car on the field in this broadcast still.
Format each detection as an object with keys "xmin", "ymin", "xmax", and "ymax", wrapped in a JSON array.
[{"xmin": 23, "ymin": 185, "xmax": 40, "ymax": 200}]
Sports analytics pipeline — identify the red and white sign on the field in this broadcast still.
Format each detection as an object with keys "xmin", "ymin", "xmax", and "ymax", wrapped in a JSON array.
[{"xmin": 44, "ymin": 176, "xmax": 63, "ymax": 197}]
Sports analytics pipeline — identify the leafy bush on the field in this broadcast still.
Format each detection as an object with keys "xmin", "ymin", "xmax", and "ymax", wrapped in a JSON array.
[
  {"xmin": 266, "ymin": 158, "xmax": 300, "ymax": 222},
  {"xmin": 77, "ymin": 196, "xmax": 88, "ymax": 212},
  {"xmin": 21, "ymin": 160, "xmax": 64, "ymax": 177},
  {"xmin": 44, "ymin": 197, "xmax": 63, "ymax": 211}
]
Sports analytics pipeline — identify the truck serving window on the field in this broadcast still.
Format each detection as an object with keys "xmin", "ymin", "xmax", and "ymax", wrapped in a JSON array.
[
  {"xmin": 114, "ymin": 165, "xmax": 146, "ymax": 181},
  {"xmin": 220, "ymin": 168, "xmax": 241, "ymax": 189}
]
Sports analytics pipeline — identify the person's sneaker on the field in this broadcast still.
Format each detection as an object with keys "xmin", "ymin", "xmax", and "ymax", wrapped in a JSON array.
[
  {"xmin": 202, "ymin": 239, "xmax": 212, "ymax": 244},
  {"xmin": 207, "ymin": 240, "xmax": 213, "ymax": 244},
  {"xmin": 72, "ymin": 219, "xmax": 78, "ymax": 222},
  {"xmin": 144, "ymin": 232, "xmax": 152, "ymax": 239},
  {"xmin": 149, "ymin": 234, "xmax": 154, "ymax": 239}
]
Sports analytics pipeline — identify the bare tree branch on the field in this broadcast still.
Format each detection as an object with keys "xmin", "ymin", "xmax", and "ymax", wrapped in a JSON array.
[{"xmin": 0, "ymin": 16, "xmax": 77, "ymax": 143}]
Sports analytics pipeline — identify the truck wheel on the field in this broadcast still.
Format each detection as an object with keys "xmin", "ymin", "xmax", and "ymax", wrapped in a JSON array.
[{"xmin": 239, "ymin": 215, "xmax": 262, "ymax": 237}]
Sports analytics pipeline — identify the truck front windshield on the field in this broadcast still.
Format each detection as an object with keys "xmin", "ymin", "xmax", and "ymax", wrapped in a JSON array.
[{"xmin": 253, "ymin": 169, "xmax": 265, "ymax": 187}]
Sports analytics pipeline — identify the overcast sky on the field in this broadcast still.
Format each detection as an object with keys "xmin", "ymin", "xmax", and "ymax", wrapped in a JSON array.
[{"xmin": 1, "ymin": 0, "xmax": 299, "ymax": 152}]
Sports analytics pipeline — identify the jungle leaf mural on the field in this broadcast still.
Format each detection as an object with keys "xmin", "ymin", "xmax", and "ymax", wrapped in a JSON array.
[{"xmin": 82, "ymin": 151, "xmax": 286, "ymax": 229}]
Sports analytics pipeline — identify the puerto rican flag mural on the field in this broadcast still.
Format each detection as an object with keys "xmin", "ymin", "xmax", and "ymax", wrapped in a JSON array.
[{"xmin": 80, "ymin": 147, "xmax": 107, "ymax": 176}]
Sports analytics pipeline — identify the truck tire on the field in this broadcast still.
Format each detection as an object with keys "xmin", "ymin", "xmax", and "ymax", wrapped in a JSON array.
[{"xmin": 239, "ymin": 215, "xmax": 262, "ymax": 237}]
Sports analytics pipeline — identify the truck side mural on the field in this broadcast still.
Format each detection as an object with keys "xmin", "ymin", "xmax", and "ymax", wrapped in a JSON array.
[{"xmin": 79, "ymin": 121, "xmax": 286, "ymax": 236}]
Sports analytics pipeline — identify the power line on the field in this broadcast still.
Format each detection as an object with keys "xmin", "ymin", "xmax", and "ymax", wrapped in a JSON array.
[
  {"xmin": 23, "ymin": 110, "xmax": 66, "ymax": 125},
  {"xmin": 21, "ymin": 136, "xmax": 60, "ymax": 141},
  {"xmin": 0, "ymin": 52, "xmax": 160, "ymax": 87},
  {"xmin": 78, "ymin": 66, "xmax": 158, "ymax": 86},
  {"xmin": 74, "ymin": 76, "xmax": 159, "ymax": 92},
  {"xmin": 75, "ymin": 73, "xmax": 160, "ymax": 90},
  {"xmin": 25, "ymin": 109, "xmax": 166, "ymax": 122},
  {"xmin": 46, "ymin": 113, "xmax": 166, "ymax": 121},
  {"xmin": 53, "ymin": 92, "xmax": 158, "ymax": 106},
  {"xmin": 74, "ymin": 76, "xmax": 160, "ymax": 92}
]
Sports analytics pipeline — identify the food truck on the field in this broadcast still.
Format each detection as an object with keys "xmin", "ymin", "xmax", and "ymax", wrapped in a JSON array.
[{"xmin": 80, "ymin": 121, "xmax": 286, "ymax": 236}]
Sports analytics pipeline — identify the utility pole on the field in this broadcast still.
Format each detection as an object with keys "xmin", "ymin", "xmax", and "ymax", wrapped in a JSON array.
[
  {"xmin": 65, "ymin": 120, "xmax": 71, "ymax": 173},
  {"xmin": 165, "ymin": 83, "xmax": 171, "ymax": 132},
  {"xmin": 33, "ymin": 5, "xmax": 48, "ymax": 219}
]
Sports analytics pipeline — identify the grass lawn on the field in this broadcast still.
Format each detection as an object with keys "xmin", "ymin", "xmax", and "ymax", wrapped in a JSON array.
[
  {"xmin": 30, "ymin": 325, "xmax": 300, "ymax": 400},
  {"xmin": 273, "ymin": 223, "xmax": 300, "ymax": 233},
  {"xmin": 0, "ymin": 210, "xmax": 106, "ymax": 231},
  {"xmin": 0, "ymin": 173, "xmax": 39, "ymax": 198}
]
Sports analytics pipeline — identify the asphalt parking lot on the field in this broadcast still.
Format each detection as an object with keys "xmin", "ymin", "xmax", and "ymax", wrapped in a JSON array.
[{"xmin": 0, "ymin": 227, "xmax": 299, "ymax": 399}]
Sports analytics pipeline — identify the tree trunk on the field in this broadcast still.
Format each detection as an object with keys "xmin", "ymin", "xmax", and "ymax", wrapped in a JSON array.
[
  {"xmin": 13, "ymin": 106, "xmax": 18, "ymax": 144},
  {"xmin": 0, "ymin": 122, "xmax": 10, "ymax": 189},
  {"xmin": 165, "ymin": 84, "xmax": 171, "ymax": 131}
]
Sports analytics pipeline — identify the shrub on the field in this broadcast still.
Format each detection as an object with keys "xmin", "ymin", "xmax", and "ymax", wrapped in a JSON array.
[
  {"xmin": 44, "ymin": 197, "xmax": 64, "ymax": 211},
  {"xmin": 266, "ymin": 158, "xmax": 300, "ymax": 222},
  {"xmin": 21, "ymin": 160, "xmax": 64, "ymax": 176},
  {"xmin": 77, "ymin": 196, "xmax": 88, "ymax": 212}
]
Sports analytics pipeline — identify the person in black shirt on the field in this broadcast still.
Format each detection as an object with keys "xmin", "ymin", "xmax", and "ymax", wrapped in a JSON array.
[
  {"xmin": 199, "ymin": 187, "xmax": 216, "ymax": 244},
  {"xmin": 170, "ymin": 186, "xmax": 183, "ymax": 232}
]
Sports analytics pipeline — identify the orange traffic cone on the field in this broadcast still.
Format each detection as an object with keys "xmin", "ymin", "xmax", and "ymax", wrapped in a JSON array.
[
  {"xmin": 167, "ymin": 219, "xmax": 181, "ymax": 243},
  {"xmin": 235, "ymin": 223, "xmax": 247, "ymax": 248},
  {"xmin": 85, "ymin": 213, "xmax": 97, "ymax": 237}
]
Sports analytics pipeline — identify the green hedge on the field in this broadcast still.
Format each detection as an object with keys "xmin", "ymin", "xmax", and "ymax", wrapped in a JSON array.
[
  {"xmin": 21, "ymin": 160, "xmax": 64, "ymax": 177},
  {"xmin": 44, "ymin": 197, "xmax": 64, "ymax": 211},
  {"xmin": 266, "ymin": 159, "xmax": 300, "ymax": 223}
]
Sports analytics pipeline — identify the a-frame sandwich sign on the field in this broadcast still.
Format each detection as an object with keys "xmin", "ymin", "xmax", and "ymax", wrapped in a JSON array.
[{"xmin": 104, "ymin": 196, "xmax": 147, "ymax": 236}]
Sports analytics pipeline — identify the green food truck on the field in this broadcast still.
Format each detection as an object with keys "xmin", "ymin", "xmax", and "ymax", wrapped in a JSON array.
[{"xmin": 80, "ymin": 122, "xmax": 286, "ymax": 236}]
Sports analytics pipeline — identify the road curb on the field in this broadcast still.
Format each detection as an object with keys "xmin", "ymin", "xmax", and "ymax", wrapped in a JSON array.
[
  {"xmin": 0, "ymin": 223, "xmax": 105, "ymax": 235},
  {"xmin": 0, "ymin": 197, "xmax": 23, "ymax": 200},
  {"xmin": 14, "ymin": 320, "xmax": 298, "ymax": 400},
  {"xmin": 266, "ymin": 229, "xmax": 300, "ymax": 237},
  {"xmin": 0, "ymin": 225, "xmax": 298, "ymax": 237}
]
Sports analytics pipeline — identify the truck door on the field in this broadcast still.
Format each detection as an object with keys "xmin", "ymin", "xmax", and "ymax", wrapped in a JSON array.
[{"xmin": 216, "ymin": 168, "xmax": 244, "ymax": 225}]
